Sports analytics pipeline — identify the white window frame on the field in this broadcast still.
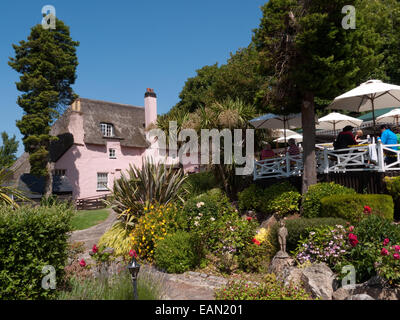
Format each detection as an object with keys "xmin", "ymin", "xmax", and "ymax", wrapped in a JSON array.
[
  {"xmin": 100, "ymin": 123, "xmax": 114, "ymax": 137},
  {"xmin": 109, "ymin": 148, "xmax": 116, "ymax": 159},
  {"xmin": 97, "ymin": 172, "xmax": 108, "ymax": 191}
]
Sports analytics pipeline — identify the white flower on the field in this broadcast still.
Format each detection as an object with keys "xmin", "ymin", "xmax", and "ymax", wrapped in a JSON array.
[
  {"xmin": 196, "ymin": 202, "xmax": 205, "ymax": 208},
  {"xmin": 210, "ymin": 217, "xmax": 215, "ymax": 221},
  {"xmin": 194, "ymin": 221, "xmax": 200, "ymax": 227}
]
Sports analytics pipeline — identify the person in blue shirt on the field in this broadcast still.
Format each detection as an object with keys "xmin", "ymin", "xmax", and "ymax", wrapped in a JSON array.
[{"xmin": 379, "ymin": 124, "xmax": 398, "ymax": 164}]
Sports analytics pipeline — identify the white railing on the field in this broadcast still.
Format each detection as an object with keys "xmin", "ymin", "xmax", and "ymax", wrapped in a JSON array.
[
  {"xmin": 253, "ymin": 141, "xmax": 400, "ymax": 180},
  {"xmin": 253, "ymin": 153, "xmax": 303, "ymax": 180}
]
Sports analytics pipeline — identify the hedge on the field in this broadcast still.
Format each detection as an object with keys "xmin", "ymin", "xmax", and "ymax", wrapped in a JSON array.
[
  {"xmin": 268, "ymin": 217, "xmax": 347, "ymax": 256},
  {"xmin": 320, "ymin": 194, "xmax": 394, "ymax": 223},
  {"xmin": 0, "ymin": 204, "xmax": 74, "ymax": 299}
]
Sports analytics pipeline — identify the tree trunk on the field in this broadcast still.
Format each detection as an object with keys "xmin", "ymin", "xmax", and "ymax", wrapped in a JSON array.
[
  {"xmin": 301, "ymin": 91, "xmax": 317, "ymax": 194},
  {"xmin": 44, "ymin": 162, "xmax": 54, "ymax": 197}
]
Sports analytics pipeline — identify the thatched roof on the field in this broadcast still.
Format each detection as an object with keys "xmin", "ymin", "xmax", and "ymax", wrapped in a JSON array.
[{"xmin": 77, "ymin": 98, "xmax": 148, "ymax": 148}]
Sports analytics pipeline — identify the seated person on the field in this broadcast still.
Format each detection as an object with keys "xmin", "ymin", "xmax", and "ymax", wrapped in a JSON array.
[
  {"xmin": 379, "ymin": 124, "xmax": 398, "ymax": 164},
  {"xmin": 333, "ymin": 125, "xmax": 357, "ymax": 150},
  {"xmin": 355, "ymin": 129, "xmax": 364, "ymax": 143},
  {"xmin": 260, "ymin": 142, "xmax": 276, "ymax": 160},
  {"xmin": 288, "ymin": 138, "xmax": 300, "ymax": 157}
]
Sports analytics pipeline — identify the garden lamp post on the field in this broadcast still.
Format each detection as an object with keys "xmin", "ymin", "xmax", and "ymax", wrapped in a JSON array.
[{"xmin": 128, "ymin": 256, "xmax": 140, "ymax": 300}]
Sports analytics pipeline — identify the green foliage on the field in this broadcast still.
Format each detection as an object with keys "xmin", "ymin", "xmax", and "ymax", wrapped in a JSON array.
[
  {"xmin": 106, "ymin": 159, "xmax": 188, "ymax": 227},
  {"xmin": 355, "ymin": 214, "xmax": 400, "ymax": 244},
  {"xmin": 238, "ymin": 182, "xmax": 301, "ymax": 217},
  {"xmin": 98, "ymin": 222, "xmax": 133, "ymax": 258},
  {"xmin": 0, "ymin": 168, "xmax": 29, "ymax": 208},
  {"xmin": 154, "ymin": 231, "xmax": 204, "ymax": 274},
  {"xmin": 215, "ymin": 274, "xmax": 312, "ymax": 300},
  {"xmin": 58, "ymin": 270, "xmax": 163, "ymax": 300},
  {"xmin": 237, "ymin": 184, "xmax": 264, "ymax": 212},
  {"xmin": 384, "ymin": 176, "xmax": 400, "ymax": 201},
  {"xmin": 269, "ymin": 217, "xmax": 347, "ymax": 256},
  {"xmin": 320, "ymin": 194, "xmax": 394, "ymax": 223},
  {"xmin": 8, "ymin": 19, "xmax": 79, "ymax": 177},
  {"xmin": 184, "ymin": 171, "xmax": 220, "ymax": 196},
  {"xmin": 302, "ymin": 183, "xmax": 356, "ymax": 218},
  {"xmin": 0, "ymin": 132, "xmax": 19, "ymax": 168},
  {"xmin": 0, "ymin": 204, "xmax": 74, "ymax": 299},
  {"xmin": 238, "ymin": 242, "xmax": 272, "ymax": 273}
]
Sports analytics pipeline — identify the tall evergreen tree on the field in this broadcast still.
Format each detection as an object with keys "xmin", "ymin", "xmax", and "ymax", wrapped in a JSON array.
[
  {"xmin": 9, "ymin": 18, "xmax": 79, "ymax": 194},
  {"xmin": 253, "ymin": 0, "xmax": 382, "ymax": 192},
  {"xmin": 0, "ymin": 132, "xmax": 19, "ymax": 169}
]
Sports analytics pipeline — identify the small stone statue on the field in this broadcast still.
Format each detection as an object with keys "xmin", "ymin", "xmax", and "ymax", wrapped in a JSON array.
[{"xmin": 278, "ymin": 219, "xmax": 288, "ymax": 253}]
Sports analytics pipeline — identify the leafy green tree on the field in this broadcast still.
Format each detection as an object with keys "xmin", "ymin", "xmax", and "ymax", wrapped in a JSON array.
[
  {"xmin": 8, "ymin": 18, "xmax": 79, "ymax": 194},
  {"xmin": 0, "ymin": 132, "xmax": 19, "ymax": 168},
  {"xmin": 253, "ymin": 0, "xmax": 382, "ymax": 192}
]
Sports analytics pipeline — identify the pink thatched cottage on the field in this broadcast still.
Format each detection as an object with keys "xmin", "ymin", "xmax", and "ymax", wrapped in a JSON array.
[{"xmin": 10, "ymin": 89, "xmax": 200, "ymax": 201}]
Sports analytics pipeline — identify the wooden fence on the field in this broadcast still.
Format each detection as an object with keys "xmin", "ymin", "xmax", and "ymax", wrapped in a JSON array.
[{"xmin": 75, "ymin": 195, "xmax": 109, "ymax": 210}]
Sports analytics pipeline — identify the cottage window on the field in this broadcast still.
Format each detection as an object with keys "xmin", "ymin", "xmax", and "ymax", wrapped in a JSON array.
[
  {"xmin": 54, "ymin": 169, "xmax": 66, "ymax": 176},
  {"xmin": 109, "ymin": 148, "xmax": 116, "ymax": 159},
  {"xmin": 97, "ymin": 173, "xmax": 108, "ymax": 190},
  {"xmin": 100, "ymin": 123, "xmax": 114, "ymax": 137}
]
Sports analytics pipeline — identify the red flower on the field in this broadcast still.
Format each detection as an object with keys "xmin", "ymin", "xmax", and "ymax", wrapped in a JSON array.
[
  {"xmin": 363, "ymin": 206, "xmax": 371, "ymax": 214},
  {"xmin": 252, "ymin": 238, "xmax": 261, "ymax": 246},
  {"xmin": 393, "ymin": 245, "xmax": 400, "ymax": 252},
  {"xmin": 383, "ymin": 238, "xmax": 390, "ymax": 246},
  {"xmin": 246, "ymin": 217, "xmax": 253, "ymax": 221},
  {"xmin": 348, "ymin": 233, "xmax": 359, "ymax": 247},
  {"xmin": 92, "ymin": 244, "xmax": 98, "ymax": 254},
  {"xmin": 381, "ymin": 248, "xmax": 389, "ymax": 256},
  {"xmin": 349, "ymin": 226, "xmax": 354, "ymax": 232},
  {"xmin": 129, "ymin": 249, "xmax": 138, "ymax": 258},
  {"xmin": 394, "ymin": 253, "xmax": 400, "ymax": 260},
  {"xmin": 79, "ymin": 259, "xmax": 86, "ymax": 267}
]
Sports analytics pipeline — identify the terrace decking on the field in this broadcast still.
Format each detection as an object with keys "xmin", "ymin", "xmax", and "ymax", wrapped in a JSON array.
[{"xmin": 254, "ymin": 140, "xmax": 400, "ymax": 181}]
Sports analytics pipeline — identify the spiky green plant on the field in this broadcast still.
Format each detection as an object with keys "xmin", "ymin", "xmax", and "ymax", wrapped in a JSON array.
[
  {"xmin": 0, "ymin": 168, "xmax": 29, "ymax": 208},
  {"xmin": 106, "ymin": 159, "xmax": 188, "ymax": 228}
]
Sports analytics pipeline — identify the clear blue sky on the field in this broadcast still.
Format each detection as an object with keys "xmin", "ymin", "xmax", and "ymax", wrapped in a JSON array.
[{"xmin": 0, "ymin": 0, "xmax": 266, "ymax": 156}]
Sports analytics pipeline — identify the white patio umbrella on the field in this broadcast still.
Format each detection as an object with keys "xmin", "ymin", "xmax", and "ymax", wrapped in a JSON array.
[
  {"xmin": 328, "ymin": 79, "xmax": 400, "ymax": 127},
  {"xmin": 273, "ymin": 133, "xmax": 303, "ymax": 143},
  {"xmin": 316, "ymin": 112, "xmax": 363, "ymax": 132},
  {"xmin": 271, "ymin": 128, "xmax": 298, "ymax": 138},
  {"xmin": 376, "ymin": 108, "xmax": 400, "ymax": 125},
  {"xmin": 250, "ymin": 113, "xmax": 302, "ymax": 145}
]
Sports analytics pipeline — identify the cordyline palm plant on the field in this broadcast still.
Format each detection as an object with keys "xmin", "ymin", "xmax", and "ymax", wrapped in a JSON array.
[
  {"xmin": 106, "ymin": 159, "xmax": 188, "ymax": 228},
  {"xmin": 0, "ymin": 168, "xmax": 29, "ymax": 208}
]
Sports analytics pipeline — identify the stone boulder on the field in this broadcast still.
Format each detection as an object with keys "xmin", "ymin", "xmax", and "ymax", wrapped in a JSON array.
[
  {"xmin": 345, "ymin": 294, "xmax": 374, "ymax": 300},
  {"xmin": 268, "ymin": 251, "xmax": 295, "ymax": 280},
  {"xmin": 300, "ymin": 263, "xmax": 335, "ymax": 300}
]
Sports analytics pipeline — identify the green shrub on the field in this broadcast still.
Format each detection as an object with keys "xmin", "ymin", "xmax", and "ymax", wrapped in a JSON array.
[
  {"xmin": 238, "ymin": 182, "xmax": 301, "ymax": 217},
  {"xmin": 320, "ymin": 194, "xmax": 394, "ymax": 223},
  {"xmin": 154, "ymin": 231, "xmax": 203, "ymax": 274},
  {"xmin": 269, "ymin": 217, "xmax": 347, "ymax": 256},
  {"xmin": 0, "ymin": 204, "xmax": 74, "ymax": 299},
  {"xmin": 237, "ymin": 184, "xmax": 264, "ymax": 212},
  {"xmin": 214, "ymin": 274, "xmax": 312, "ymax": 300},
  {"xmin": 302, "ymin": 183, "xmax": 356, "ymax": 218},
  {"xmin": 238, "ymin": 242, "xmax": 272, "ymax": 273},
  {"xmin": 384, "ymin": 176, "xmax": 400, "ymax": 201},
  {"xmin": 355, "ymin": 214, "xmax": 400, "ymax": 244},
  {"xmin": 184, "ymin": 171, "xmax": 220, "ymax": 196}
]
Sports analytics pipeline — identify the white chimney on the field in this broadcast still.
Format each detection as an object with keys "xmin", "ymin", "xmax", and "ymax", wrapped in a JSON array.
[{"xmin": 144, "ymin": 88, "xmax": 157, "ymax": 128}]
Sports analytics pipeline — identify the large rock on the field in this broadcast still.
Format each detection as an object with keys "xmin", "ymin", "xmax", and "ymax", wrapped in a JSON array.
[
  {"xmin": 345, "ymin": 294, "xmax": 374, "ymax": 300},
  {"xmin": 268, "ymin": 251, "xmax": 295, "ymax": 280},
  {"xmin": 300, "ymin": 263, "xmax": 335, "ymax": 300}
]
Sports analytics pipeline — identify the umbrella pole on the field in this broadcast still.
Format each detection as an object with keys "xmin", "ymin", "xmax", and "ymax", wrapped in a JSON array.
[
  {"xmin": 372, "ymin": 98, "xmax": 376, "ymax": 135},
  {"xmin": 284, "ymin": 119, "xmax": 287, "ymax": 152}
]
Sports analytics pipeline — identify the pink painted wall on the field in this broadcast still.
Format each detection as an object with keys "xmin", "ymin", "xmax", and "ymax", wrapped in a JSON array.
[
  {"xmin": 55, "ymin": 142, "xmax": 144, "ymax": 199},
  {"xmin": 145, "ymin": 94, "xmax": 157, "ymax": 128}
]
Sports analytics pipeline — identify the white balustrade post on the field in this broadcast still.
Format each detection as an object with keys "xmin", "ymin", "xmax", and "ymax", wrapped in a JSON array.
[
  {"xmin": 286, "ymin": 152, "xmax": 290, "ymax": 177},
  {"xmin": 377, "ymin": 141, "xmax": 385, "ymax": 172},
  {"xmin": 323, "ymin": 147, "xmax": 329, "ymax": 174},
  {"xmin": 253, "ymin": 159, "xmax": 257, "ymax": 180}
]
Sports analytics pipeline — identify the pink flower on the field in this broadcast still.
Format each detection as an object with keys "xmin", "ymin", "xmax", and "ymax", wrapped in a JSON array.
[
  {"xmin": 349, "ymin": 226, "xmax": 354, "ymax": 232},
  {"xmin": 394, "ymin": 253, "xmax": 400, "ymax": 260},
  {"xmin": 383, "ymin": 238, "xmax": 390, "ymax": 246},
  {"xmin": 79, "ymin": 259, "xmax": 86, "ymax": 267},
  {"xmin": 393, "ymin": 245, "xmax": 400, "ymax": 252},
  {"xmin": 348, "ymin": 233, "xmax": 359, "ymax": 247},
  {"xmin": 92, "ymin": 244, "xmax": 98, "ymax": 254},
  {"xmin": 129, "ymin": 249, "xmax": 138, "ymax": 258},
  {"xmin": 381, "ymin": 248, "xmax": 389, "ymax": 256}
]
